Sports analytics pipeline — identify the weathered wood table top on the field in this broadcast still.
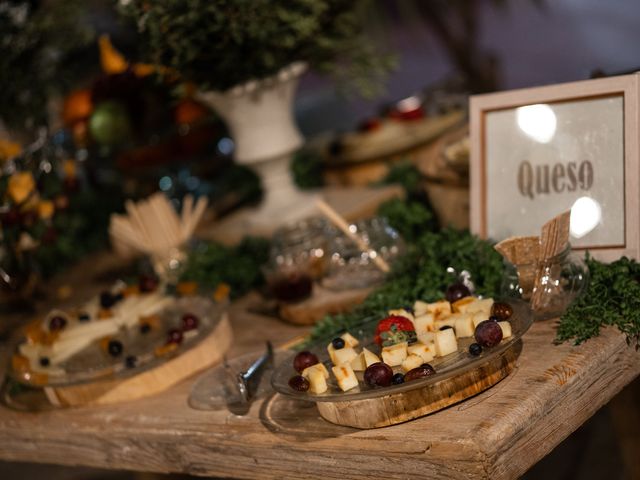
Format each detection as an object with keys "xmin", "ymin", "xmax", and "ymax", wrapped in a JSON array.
[{"xmin": 0, "ymin": 254, "xmax": 639, "ymax": 479}]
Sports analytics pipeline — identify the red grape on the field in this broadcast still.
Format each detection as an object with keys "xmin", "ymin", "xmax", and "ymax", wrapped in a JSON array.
[
  {"xmin": 293, "ymin": 351, "xmax": 319, "ymax": 373},
  {"xmin": 491, "ymin": 302, "xmax": 513, "ymax": 320},
  {"xmin": 167, "ymin": 328, "xmax": 183, "ymax": 344},
  {"xmin": 364, "ymin": 362, "xmax": 393, "ymax": 387},
  {"xmin": 445, "ymin": 282, "xmax": 471, "ymax": 303},
  {"xmin": 288, "ymin": 375, "xmax": 310, "ymax": 392},
  {"xmin": 474, "ymin": 320, "xmax": 503, "ymax": 348},
  {"xmin": 404, "ymin": 364, "xmax": 436, "ymax": 381},
  {"xmin": 181, "ymin": 313, "xmax": 199, "ymax": 331}
]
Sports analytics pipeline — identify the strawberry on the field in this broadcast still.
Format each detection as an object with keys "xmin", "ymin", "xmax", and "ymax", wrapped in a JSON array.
[{"xmin": 374, "ymin": 315, "xmax": 416, "ymax": 346}]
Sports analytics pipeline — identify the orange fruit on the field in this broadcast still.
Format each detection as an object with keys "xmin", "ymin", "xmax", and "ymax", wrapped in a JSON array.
[{"xmin": 62, "ymin": 89, "xmax": 93, "ymax": 127}]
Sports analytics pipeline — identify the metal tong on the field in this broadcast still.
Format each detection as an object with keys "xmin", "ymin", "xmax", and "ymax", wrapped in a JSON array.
[{"xmin": 224, "ymin": 341, "xmax": 273, "ymax": 410}]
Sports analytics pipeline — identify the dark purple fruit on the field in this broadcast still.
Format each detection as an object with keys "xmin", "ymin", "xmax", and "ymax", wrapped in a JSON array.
[
  {"xmin": 404, "ymin": 364, "xmax": 436, "ymax": 381},
  {"xmin": 392, "ymin": 373, "xmax": 405, "ymax": 384},
  {"xmin": 139, "ymin": 274, "xmax": 159, "ymax": 293},
  {"xmin": 139, "ymin": 323, "xmax": 151, "ymax": 334},
  {"xmin": 78, "ymin": 312, "xmax": 91, "ymax": 322},
  {"xmin": 288, "ymin": 375, "xmax": 310, "ymax": 392},
  {"xmin": 469, "ymin": 343, "xmax": 482, "ymax": 356},
  {"xmin": 39, "ymin": 357, "xmax": 50, "ymax": 367},
  {"xmin": 293, "ymin": 351, "xmax": 319, "ymax": 373},
  {"xmin": 100, "ymin": 291, "xmax": 117, "ymax": 309},
  {"xmin": 445, "ymin": 282, "xmax": 471, "ymax": 303},
  {"xmin": 331, "ymin": 337, "xmax": 345, "ymax": 349},
  {"xmin": 49, "ymin": 315, "xmax": 67, "ymax": 331},
  {"xmin": 125, "ymin": 355, "xmax": 137, "ymax": 368},
  {"xmin": 167, "ymin": 328, "xmax": 183, "ymax": 344},
  {"xmin": 488, "ymin": 315, "xmax": 498, "ymax": 322},
  {"xmin": 474, "ymin": 320, "xmax": 503, "ymax": 348},
  {"xmin": 107, "ymin": 340, "xmax": 123, "ymax": 357},
  {"xmin": 491, "ymin": 302, "xmax": 513, "ymax": 320},
  {"xmin": 181, "ymin": 313, "xmax": 199, "ymax": 331},
  {"xmin": 364, "ymin": 362, "xmax": 393, "ymax": 387}
]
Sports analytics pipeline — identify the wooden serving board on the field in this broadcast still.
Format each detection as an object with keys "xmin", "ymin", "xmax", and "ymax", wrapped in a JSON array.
[
  {"xmin": 316, "ymin": 340, "xmax": 521, "ymax": 429},
  {"xmin": 45, "ymin": 312, "xmax": 232, "ymax": 407}
]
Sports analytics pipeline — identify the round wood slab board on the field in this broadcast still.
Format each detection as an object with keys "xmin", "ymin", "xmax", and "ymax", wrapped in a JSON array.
[
  {"xmin": 45, "ymin": 312, "xmax": 232, "ymax": 407},
  {"xmin": 316, "ymin": 340, "xmax": 521, "ymax": 429}
]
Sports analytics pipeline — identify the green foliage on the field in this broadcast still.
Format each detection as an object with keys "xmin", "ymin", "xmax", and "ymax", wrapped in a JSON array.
[
  {"xmin": 308, "ymin": 225, "xmax": 504, "ymax": 344},
  {"xmin": 377, "ymin": 198, "xmax": 436, "ymax": 244},
  {"xmin": 556, "ymin": 256, "xmax": 640, "ymax": 349},
  {"xmin": 0, "ymin": 1, "xmax": 95, "ymax": 129},
  {"xmin": 291, "ymin": 149, "xmax": 325, "ymax": 190},
  {"xmin": 378, "ymin": 161, "xmax": 423, "ymax": 197},
  {"xmin": 119, "ymin": 0, "xmax": 393, "ymax": 94},
  {"xmin": 179, "ymin": 236, "xmax": 270, "ymax": 298}
]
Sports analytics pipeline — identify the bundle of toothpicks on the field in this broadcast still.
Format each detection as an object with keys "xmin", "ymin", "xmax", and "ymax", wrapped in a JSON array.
[
  {"xmin": 109, "ymin": 192, "xmax": 208, "ymax": 257},
  {"xmin": 494, "ymin": 210, "xmax": 571, "ymax": 311}
]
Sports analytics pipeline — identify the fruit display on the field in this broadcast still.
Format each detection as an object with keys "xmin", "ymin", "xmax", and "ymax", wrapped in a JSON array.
[
  {"xmin": 279, "ymin": 295, "xmax": 520, "ymax": 397},
  {"xmin": 10, "ymin": 277, "xmax": 225, "ymax": 386}
]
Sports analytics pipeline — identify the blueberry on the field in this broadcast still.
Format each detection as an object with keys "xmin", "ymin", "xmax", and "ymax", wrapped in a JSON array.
[
  {"xmin": 392, "ymin": 373, "xmax": 405, "ymax": 384},
  {"xmin": 125, "ymin": 355, "xmax": 137, "ymax": 368},
  {"xmin": 78, "ymin": 312, "xmax": 91, "ymax": 322},
  {"xmin": 39, "ymin": 357, "xmax": 50, "ymax": 367},
  {"xmin": 439, "ymin": 325, "xmax": 453, "ymax": 331},
  {"xmin": 331, "ymin": 337, "xmax": 345, "ymax": 349},
  {"xmin": 489, "ymin": 315, "xmax": 498, "ymax": 322},
  {"xmin": 469, "ymin": 343, "xmax": 482, "ymax": 356},
  {"xmin": 108, "ymin": 340, "xmax": 123, "ymax": 357},
  {"xmin": 100, "ymin": 291, "xmax": 116, "ymax": 309},
  {"xmin": 402, "ymin": 306, "xmax": 414, "ymax": 315},
  {"xmin": 139, "ymin": 323, "xmax": 151, "ymax": 334}
]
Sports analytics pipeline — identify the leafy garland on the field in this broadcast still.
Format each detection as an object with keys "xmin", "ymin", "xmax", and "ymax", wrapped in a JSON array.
[{"xmin": 556, "ymin": 255, "xmax": 640, "ymax": 349}]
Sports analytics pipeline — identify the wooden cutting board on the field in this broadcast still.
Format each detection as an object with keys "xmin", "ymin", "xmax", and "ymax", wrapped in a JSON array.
[
  {"xmin": 45, "ymin": 313, "xmax": 232, "ymax": 407},
  {"xmin": 316, "ymin": 341, "xmax": 520, "ymax": 429}
]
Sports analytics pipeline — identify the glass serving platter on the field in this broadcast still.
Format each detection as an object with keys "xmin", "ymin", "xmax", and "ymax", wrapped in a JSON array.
[
  {"xmin": 272, "ymin": 299, "xmax": 533, "ymax": 402},
  {"xmin": 8, "ymin": 295, "xmax": 226, "ymax": 388}
]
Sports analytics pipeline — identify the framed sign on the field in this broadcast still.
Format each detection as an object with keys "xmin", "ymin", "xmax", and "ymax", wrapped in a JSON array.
[{"xmin": 470, "ymin": 73, "xmax": 640, "ymax": 261}]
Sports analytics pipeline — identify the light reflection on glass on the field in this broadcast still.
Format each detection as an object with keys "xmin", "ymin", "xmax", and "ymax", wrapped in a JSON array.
[
  {"xmin": 516, "ymin": 104, "xmax": 557, "ymax": 143},
  {"xmin": 570, "ymin": 196, "xmax": 602, "ymax": 239}
]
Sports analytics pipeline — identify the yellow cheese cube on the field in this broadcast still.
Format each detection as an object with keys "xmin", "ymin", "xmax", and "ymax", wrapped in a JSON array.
[
  {"xmin": 332, "ymin": 364, "xmax": 359, "ymax": 392},
  {"xmin": 302, "ymin": 362, "xmax": 329, "ymax": 380},
  {"xmin": 307, "ymin": 367, "xmax": 328, "ymax": 394},
  {"xmin": 427, "ymin": 300, "xmax": 452, "ymax": 320},
  {"xmin": 435, "ymin": 329, "xmax": 458, "ymax": 357},
  {"xmin": 466, "ymin": 298, "xmax": 494, "ymax": 315},
  {"xmin": 498, "ymin": 321, "xmax": 512, "ymax": 339},
  {"xmin": 401, "ymin": 354, "xmax": 424, "ymax": 373},
  {"xmin": 472, "ymin": 311, "xmax": 489, "ymax": 328},
  {"xmin": 327, "ymin": 344, "xmax": 358, "ymax": 366},
  {"xmin": 454, "ymin": 313, "xmax": 475, "ymax": 338},
  {"xmin": 435, "ymin": 316, "xmax": 458, "ymax": 330},
  {"xmin": 413, "ymin": 300, "xmax": 429, "ymax": 316},
  {"xmin": 413, "ymin": 313, "xmax": 435, "ymax": 334},
  {"xmin": 452, "ymin": 296, "xmax": 476, "ymax": 313},
  {"xmin": 407, "ymin": 343, "xmax": 435, "ymax": 363},
  {"xmin": 388, "ymin": 308, "xmax": 415, "ymax": 322},
  {"xmin": 417, "ymin": 332, "xmax": 436, "ymax": 345},
  {"xmin": 340, "ymin": 332, "xmax": 360, "ymax": 348},
  {"xmin": 381, "ymin": 342, "xmax": 408, "ymax": 367}
]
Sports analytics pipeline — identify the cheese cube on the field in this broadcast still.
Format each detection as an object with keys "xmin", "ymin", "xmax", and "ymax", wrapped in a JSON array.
[
  {"xmin": 407, "ymin": 343, "xmax": 435, "ymax": 363},
  {"xmin": 413, "ymin": 313, "xmax": 435, "ymax": 334},
  {"xmin": 434, "ymin": 329, "xmax": 458, "ymax": 357},
  {"xmin": 388, "ymin": 308, "xmax": 415, "ymax": 322},
  {"xmin": 498, "ymin": 321, "xmax": 512, "ymax": 339},
  {"xmin": 327, "ymin": 344, "xmax": 358, "ymax": 366},
  {"xmin": 381, "ymin": 342, "xmax": 408, "ymax": 367},
  {"xmin": 472, "ymin": 311, "xmax": 489, "ymax": 328},
  {"xmin": 413, "ymin": 300, "xmax": 429, "ymax": 316},
  {"xmin": 401, "ymin": 354, "xmax": 424, "ymax": 373},
  {"xmin": 426, "ymin": 300, "xmax": 451, "ymax": 320},
  {"xmin": 466, "ymin": 298, "xmax": 494, "ymax": 315},
  {"xmin": 435, "ymin": 317, "xmax": 457, "ymax": 330},
  {"xmin": 332, "ymin": 364, "xmax": 359, "ymax": 392},
  {"xmin": 417, "ymin": 332, "xmax": 436, "ymax": 345},
  {"xmin": 302, "ymin": 362, "xmax": 329, "ymax": 379},
  {"xmin": 452, "ymin": 296, "xmax": 476, "ymax": 313},
  {"xmin": 350, "ymin": 348, "xmax": 380, "ymax": 372},
  {"xmin": 454, "ymin": 313, "xmax": 475, "ymax": 338},
  {"xmin": 340, "ymin": 332, "xmax": 360, "ymax": 348},
  {"xmin": 307, "ymin": 367, "xmax": 328, "ymax": 394}
]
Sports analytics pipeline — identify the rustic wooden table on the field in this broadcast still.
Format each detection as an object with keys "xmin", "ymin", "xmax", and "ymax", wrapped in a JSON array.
[{"xmin": 0, "ymin": 218, "xmax": 638, "ymax": 479}]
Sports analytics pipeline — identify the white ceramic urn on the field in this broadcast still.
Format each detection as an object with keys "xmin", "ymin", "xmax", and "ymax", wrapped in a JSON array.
[{"xmin": 197, "ymin": 62, "xmax": 317, "ymax": 226}]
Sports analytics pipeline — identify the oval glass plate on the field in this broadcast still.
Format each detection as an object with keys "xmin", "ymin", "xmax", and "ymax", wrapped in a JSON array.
[
  {"xmin": 9, "ymin": 296, "xmax": 226, "ymax": 388},
  {"xmin": 272, "ymin": 299, "xmax": 533, "ymax": 402}
]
